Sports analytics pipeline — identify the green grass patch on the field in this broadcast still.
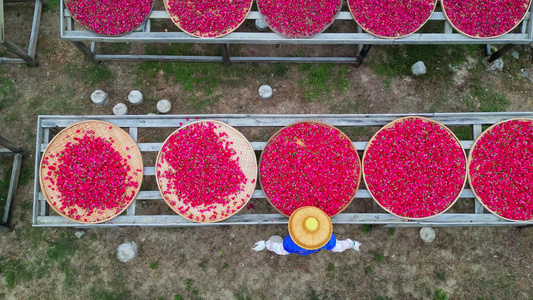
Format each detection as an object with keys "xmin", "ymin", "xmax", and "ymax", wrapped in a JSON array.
[
  {"xmin": 297, "ymin": 64, "xmax": 350, "ymax": 102},
  {"xmin": 469, "ymin": 82, "xmax": 511, "ymax": 112},
  {"xmin": 198, "ymin": 259, "xmax": 209, "ymax": 271},
  {"xmin": 0, "ymin": 164, "xmax": 12, "ymax": 218},
  {"xmin": 150, "ymin": 261, "xmax": 158, "ymax": 269},
  {"xmin": 362, "ymin": 224, "xmax": 372, "ymax": 234},
  {"xmin": 45, "ymin": 231, "xmax": 79, "ymax": 264},
  {"xmin": 437, "ymin": 272, "xmax": 446, "ymax": 281},
  {"xmin": 102, "ymin": 43, "xmax": 132, "ymax": 55},
  {"xmin": 66, "ymin": 64, "xmax": 114, "ymax": 87},
  {"xmin": 326, "ymin": 262, "xmax": 336, "ymax": 272},
  {"xmin": 369, "ymin": 44, "xmax": 479, "ymax": 79},
  {"xmin": 435, "ymin": 289, "xmax": 448, "ymax": 300},
  {"xmin": 234, "ymin": 287, "xmax": 253, "ymax": 300},
  {"xmin": 63, "ymin": 268, "xmax": 78, "ymax": 290},
  {"xmin": 134, "ymin": 62, "xmax": 291, "ymax": 112},
  {"xmin": 0, "ymin": 257, "xmax": 34, "ymax": 288},
  {"xmin": 43, "ymin": 0, "xmax": 60, "ymax": 12},
  {"xmin": 371, "ymin": 252, "xmax": 384, "ymax": 262},
  {"xmin": 387, "ymin": 228, "xmax": 396, "ymax": 236},
  {"xmin": 451, "ymin": 126, "xmax": 473, "ymax": 140},
  {"xmin": 145, "ymin": 43, "xmax": 195, "ymax": 56},
  {"xmin": 0, "ymin": 73, "xmax": 18, "ymax": 112},
  {"xmin": 364, "ymin": 266, "xmax": 372, "ymax": 276}
]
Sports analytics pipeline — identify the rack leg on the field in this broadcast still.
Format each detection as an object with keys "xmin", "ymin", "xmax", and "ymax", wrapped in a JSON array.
[
  {"xmin": 0, "ymin": 135, "xmax": 25, "ymax": 155},
  {"xmin": 2, "ymin": 153, "xmax": 22, "ymax": 227},
  {"xmin": 71, "ymin": 41, "xmax": 101, "ymax": 64},
  {"xmin": 355, "ymin": 45, "xmax": 372, "ymax": 67},
  {"xmin": 487, "ymin": 44, "xmax": 519, "ymax": 62},
  {"xmin": 220, "ymin": 44, "xmax": 231, "ymax": 66},
  {"xmin": 1, "ymin": 40, "xmax": 39, "ymax": 67}
]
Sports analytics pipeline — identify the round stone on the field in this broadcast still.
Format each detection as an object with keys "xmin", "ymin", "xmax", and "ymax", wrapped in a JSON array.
[
  {"xmin": 91, "ymin": 90, "xmax": 108, "ymax": 106},
  {"xmin": 117, "ymin": 241, "xmax": 137, "ymax": 262},
  {"xmin": 259, "ymin": 85, "xmax": 273, "ymax": 99},
  {"xmin": 128, "ymin": 90, "xmax": 143, "ymax": 105},
  {"xmin": 157, "ymin": 99, "xmax": 171, "ymax": 114},
  {"xmin": 113, "ymin": 103, "xmax": 128, "ymax": 115},
  {"xmin": 420, "ymin": 227, "xmax": 436, "ymax": 243},
  {"xmin": 255, "ymin": 18, "xmax": 269, "ymax": 31}
]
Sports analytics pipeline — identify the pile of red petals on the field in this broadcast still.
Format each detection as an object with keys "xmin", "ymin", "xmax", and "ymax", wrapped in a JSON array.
[
  {"xmin": 42, "ymin": 131, "xmax": 139, "ymax": 222},
  {"xmin": 469, "ymin": 119, "xmax": 533, "ymax": 221},
  {"xmin": 363, "ymin": 118, "xmax": 466, "ymax": 219},
  {"xmin": 260, "ymin": 123, "xmax": 360, "ymax": 216},
  {"xmin": 66, "ymin": 0, "xmax": 154, "ymax": 36},
  {"xmin": 166, "ymin": 0, "xmax": 252, "ymax": 38},
  {"xmin": 348, "ymin": 0, "xmax": 436, "ymax": 38},
  {"xmin": 158, "ymin": 122, "xmax": 248, "ymax": 219},
  {"xmin": 258, "ymin": 0, "xmax": 342, "ymax": 38},
  {"xmin": 442, "ymin": 0, "xmax": 530, "ymax": 38}
]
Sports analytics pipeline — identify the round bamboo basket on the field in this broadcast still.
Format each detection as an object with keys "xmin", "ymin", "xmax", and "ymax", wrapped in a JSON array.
[
  {"xmin": 467, "ymin": 118, "xmax": 533, "ymax": 222},
  {"xmin": 39, "ymin": 121, "xmax": 144, "ymax": 224},
  {"xmin": 64, "ymin": 0, "xmax": 155, "ymax": 37},
  {"xmin": 440, "ymin": 0, "xmax": 532, "ymax": 39},
  {"xmin": 362, "ymin": 116, "xmax": 467, "ymax": 220},
  {"xmin": 156, "ymin": 120, "xmax": 257, "ymax": 223},
  {"xmin": 347, "ymin": 0, "xmax": 437, "ymax": 39},
  {"xmin": 257, "ymin": 0, "xmax": 343, "ymax": 39},
  {"xmin": 163, "ymin": 0, "xmax": 253, "ymax": 38},
  {"xmin": 259, "ymin": 121, "xmax": 361, "ymax": 217}
]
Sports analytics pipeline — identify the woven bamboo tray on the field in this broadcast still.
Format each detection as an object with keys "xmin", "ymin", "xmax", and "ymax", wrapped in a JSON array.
[
  {"xmin": 163, "ymin": 0, "xmax": 253, "ymax": 38},
  {"xmin": 39, "ymin": 120, "xmax": 144, "ymax": 224},
  {"xmin": 347, "ymin": 0, "xmax": 437, "ymax": 39},
  {"xmin": 441, "ymin": 0, "xmax": 532, "ymax": 39},
  {"xmin": 467, "ymin": 118, "xmax": 533, "ymax": 222},
  {"xmin": 156, "ymin": 120, "xmax": 257, "ymax": 223},
  {"xmin": 362, "ymin": 116, "xmax": 467, "ymax": 220},
  {"xmin": 64, "ymin": 0, "xmax": 155, "ymax": 37},
  {"xmin": 259, "ymin": 121, "xmax": 361, "ymax": 217},
  {"xmin": 257, "ymin": 0, "xmax": 343, "ymax": 39}
]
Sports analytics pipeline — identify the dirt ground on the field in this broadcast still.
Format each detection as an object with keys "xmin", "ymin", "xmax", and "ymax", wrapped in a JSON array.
[{"xmin": 1, "ymin": 1, "xmax": 533, "ymax": 300}]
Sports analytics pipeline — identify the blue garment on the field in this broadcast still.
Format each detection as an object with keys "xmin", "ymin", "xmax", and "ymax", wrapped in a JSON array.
[{"xmin": 283, "ymin": 233, "xmax": 337, "ymax": 256}]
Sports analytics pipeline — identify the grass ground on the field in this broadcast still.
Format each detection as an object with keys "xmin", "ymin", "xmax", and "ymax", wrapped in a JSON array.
[{"xmin": 0, "ymin": 1, "xmax": 533, "ymax": 299}]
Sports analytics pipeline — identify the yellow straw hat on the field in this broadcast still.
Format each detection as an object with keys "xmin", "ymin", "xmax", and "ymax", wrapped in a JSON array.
[{"xmin": 288, "ymin": 206, "xmax": 333, "ymax": 250}]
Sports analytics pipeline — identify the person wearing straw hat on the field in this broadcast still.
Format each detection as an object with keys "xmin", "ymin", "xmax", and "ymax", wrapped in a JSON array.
[{"xmin": 252, "ymin": 206, "xmax": 361, "ymax": 256}]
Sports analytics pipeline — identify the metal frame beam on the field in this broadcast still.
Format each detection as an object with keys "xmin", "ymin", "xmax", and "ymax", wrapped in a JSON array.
[
  {"xmin": 60, "ymin": 4, "xmax": 533, "ymax": 64},
  {"xmin": 0, "ymin": 0, "xmax": 43, "ymax": 66},
  {"xmin": 32, "ymin": 113, "xmax": 533, "ymax": 228}
]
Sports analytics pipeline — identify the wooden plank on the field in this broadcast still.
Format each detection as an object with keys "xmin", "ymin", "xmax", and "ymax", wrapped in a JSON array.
[
  {"xmin": 127, "ymin": 127, "xmax": 138, "ymax": 217},
  {"xmin": 33, "ymin": 113, "xmax": 533, "ymax": 227},
  {"xmin": 34, "ymin": 213, "xmax": 532, "ymax": 228},
  {"xmin": 471, "ymin": 125, "xmax": 485, "ymax": 214},
  {"xmin": 39, "ymin": 113, "xmax": 533, "ymax": 128},
  {"xmin": 64, "ymin": 10, "xmax": 451, "ymax": 22},
  {"xmin": 2, "ymin": 40, "xmax": 39, "ymax": 66},
  {"xmin": 473, "ymin": 124, "xmax": 483, "ymax": 138},
  {"xmin": 2, "ymin": 153, "xmax": 22, "ymax": 224},
  {"xmin": 32, "ymin": 116, "xmax": 44, "ymax": 224},
  {"xmin": 71, "ymin": 41, "xmax": 100, "ymax": 64},
  {"xmin": 62, "ymin": 30, "xmax": 531, "ymax": 45},
  {"xmin": 39, "ymin": 188, "xmax": 477, "ymax": 201},
  {"xmin": 28, "ymin": 0, "xmax": 42, "ymax": 58},
  {"xmin": 0, "ymin": 0, "xmax": 4, "ymax": 43}
]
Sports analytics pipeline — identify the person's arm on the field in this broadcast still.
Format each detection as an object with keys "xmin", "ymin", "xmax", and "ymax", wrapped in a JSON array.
[
  {"xmin": 252, "ymin": 240, "xmax": 291, "ymax": 255},
  {"xmin": 331, "ymin": 239, "xmax": 362, "ymax": 252}
]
